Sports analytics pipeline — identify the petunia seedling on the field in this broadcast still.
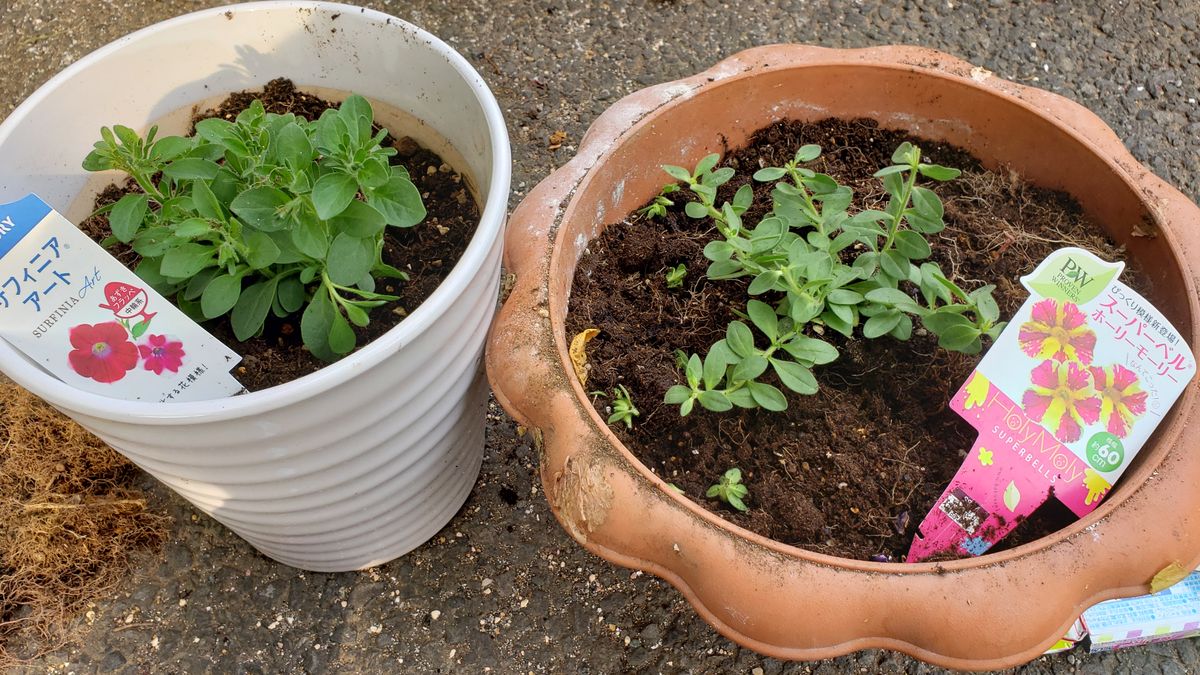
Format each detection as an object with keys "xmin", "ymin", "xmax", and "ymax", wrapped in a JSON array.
[
  {"xmin": 707, "ymin": 468, "xmax": 749, "ymax": 512},
  {"xmin": 83, "ymin": 95, "xmax": 426, "ymax": 362}
]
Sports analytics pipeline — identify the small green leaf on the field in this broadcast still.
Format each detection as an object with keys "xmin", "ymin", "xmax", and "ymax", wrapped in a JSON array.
[
  {"xmin": 662, "ymin": 165, "xmax": 692, "ymax": 182},
  {"xmin": 702, "ymin": 350, "xmax": 726, "ymax": 390},
  {"xmin": 172, "ymin": 218, "xmax": 212, "ymax": 239},
  {"xmin": 231, "ymin": 187, "xmax": 293, "ymax": 232},
  {"xmin": 200, "ymin": 274, "xmax": 243, "ymax": 319},
  {"xmin": 873, "ymin": 164, "xmax": 908, "ymax": 178},
  {"xmin": 130, "ymin": 320, "xmax": 150, "ymax": 339},
  {"xmin": 977, "ymin": 291, "xmax": 1000, "ymax": 324},
  {"xmin": 311, "ymin": 173, "xmax": 359, "ymax": 220},
  {"xmin": 276, "ymin": 122, "xmax": 315, "ymax": 169},
  {"xmin": 325, "ymin": 233, "xmax": 376, "ymax": 286},
  {"xmin": 781, "ymin": 336, "xmax": 839, "ymax": 365},
  {"xmin": 685, "ymin": 354, "xmax": 702, "ymax": 389},
  {"xmin": 694, "ymin": 154, "xmax": 720, "ymax": 175},
  {"xmin": 746, "ymin": 381, "xmax": 787, "ymax": 411},
  {"xmin": 891, "ymin": 142, "xmax": 915, "ymax": 165},
  {"xmin": 726, "ymin": 321, "xmax": 756, "ymax": 358},
  {"xmin": 893, "ymin": 230, "xmax": 932, "ymax": 260},
  {"xmin": 328, "ymin": 309, "xmax": 357, "ymax": 355},
  {"xmin": 938, "ymin": 324, "xmax": 983, "ymax": 352},
  {"xmin": 367, "ymin": 176, "xmax": 425, "ymax": 228},
  {"xmin": 697, "ymin": 390, "xmax": 733, "ymax": 412},
  {"xmin": 277, "ymin": 276, "xmax": 306, "ymax": 313},
  {"xmin": 150, "ymin": 135, "xmax": 193, "ymax": 162},
  {"xmin": 863, "ymin": 310, "xmax": 903, "ymax": 338},
  {"xmin": 243, "ymin": 229, "xmax": 282, "ymax": 269},
  {"xmin": 918, "ymin": 164, "xmax": 961, "ymax": 181},
  {"xmin": 292, "ymin": 213, "xmax": 329, "ymax": 259},
  {"xmin": 753, "ymin": 167, "xmax": 787, "ymax": 182},
  {"xmin": 160, "ymin": 243, "xmax": 215, "ymax": 278},
  {"xmin": 684, "ymin": 201, "xmax": 709, "ymax": 219},
  {"xmin": 880, "ymin": 249, "xmax": 909, "ymax": 279},
  {"xmin": 772, "ymin": 359, "xmax": 818, "ymax": 395},
  {"xmin": 746, "ymin": 300, "xmax": 778, "ymax": 340},
  {"xmin": 108, "ymin": 194, "xmax": 149, "ymax": 243},
  {"xmin": 864, "ymin": 288, "xmax": 917, "ymax": 307},
  {"xmin": 329, "ymin": 200, "xmax": 386, "ymax": 237},
  {"xmin": 191, "ymin": 179, "xmax": 224, "ymax": 222},
  {"xmin": 664, "ymin": 385, "xmax": 692, "ymax": 405},
  {"xmin": 795, "ymin": 144, "xmax": 821, "ymax": 162},
  {"xmin": 163, "ymin": 157, "xmax": 220, "ymax": 181},
  {"xmin": 301, "ymin": 291, "xmax": 337, "ymax": 361},
  {"xmin": 231, "ymin": 277, "xmax": 280, "ymax": 341},
  {"xmin": 910, "ymin": 186, "xmax": 944, "ymax": 219},
  {"xmin": 730, "ymin": 354, "xmax": 768, "ymax": 383}
]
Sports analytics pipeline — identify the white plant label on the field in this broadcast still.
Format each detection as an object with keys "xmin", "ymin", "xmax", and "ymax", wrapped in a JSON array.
[{"xmin": 0, "ymin": 194, "xmax": 243, "ymax": 402}]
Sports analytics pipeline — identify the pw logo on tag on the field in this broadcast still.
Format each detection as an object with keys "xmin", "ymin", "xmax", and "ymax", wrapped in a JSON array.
[
  {"xmin": 908, "ymin": 248, "xmax": 1196, "ymax": 562},
  {"xmin": 0, "ymin": 194, "xmax": 243, "ymax": 402}
]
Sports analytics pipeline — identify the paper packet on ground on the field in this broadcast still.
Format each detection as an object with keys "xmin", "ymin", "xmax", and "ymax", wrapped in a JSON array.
[
  {"xmin": 0, "ymin": 194, "xmax": 242, "ymax": 402},
  {"xmin": 1082, "ymin": 568, "xmax": 1200, "ymax": 652},
  {"xmin": 908, "ymin": 248, "xmax": 1196, "ymax": 562}
]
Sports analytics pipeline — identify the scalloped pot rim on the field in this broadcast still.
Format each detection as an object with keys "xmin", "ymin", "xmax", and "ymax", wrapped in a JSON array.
[
  {"xmin": 486, "ymin": 44, "xmax": 1200, "ymax": 668},
  {"xmin": 0, "ymin": 1, "xmax": 512, "ymax": 423}
]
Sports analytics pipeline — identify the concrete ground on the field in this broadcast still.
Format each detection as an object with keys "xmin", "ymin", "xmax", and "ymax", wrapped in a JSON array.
[{"xmin": 2, "ymin": 0, "xmax": 1199, "ymax": 672}]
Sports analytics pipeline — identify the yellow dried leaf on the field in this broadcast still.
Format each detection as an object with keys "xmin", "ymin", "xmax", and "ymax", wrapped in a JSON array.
[
  {"xmin": 1150, "ymin": 562, "xmax": 1189, "ymax": 594},
  {"xmin": 569, "ymin": 328, "xmax": 600, "ymax": 386}
]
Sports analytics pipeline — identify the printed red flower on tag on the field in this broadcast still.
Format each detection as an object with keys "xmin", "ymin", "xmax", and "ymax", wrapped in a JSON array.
[
  {"xmin": 138, "ymin": 334, "xmax": 185, "ymax": 375},
  {"xmin": 1018, "ymin": 298, "xmax": 1097, "ymax": 364},
  {"xmin": 67, "ymin": 322, "xmax": 139, "ymax": 383},
  {"xmin": 1089, "ymin": 364, "xmax": 1148, "ymax": 438},
  {"xmin": 1022, "ymin": 359, "xmax": 1101, "ymax": 443}
]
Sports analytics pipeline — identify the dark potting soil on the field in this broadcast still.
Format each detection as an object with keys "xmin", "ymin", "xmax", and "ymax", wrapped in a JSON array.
[
  {"xmin": 566, "ymin": 118, "xmax": 1146, "ymax": 562},
  {"xmin": 80, "ymin": 79, "xmax": 480, "ymax": 391}
]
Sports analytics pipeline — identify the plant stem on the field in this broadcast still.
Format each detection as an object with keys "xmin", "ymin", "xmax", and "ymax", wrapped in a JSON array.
[{"xmin": 882, "ymin": 164, "xmax": 920, "ymax": 252}]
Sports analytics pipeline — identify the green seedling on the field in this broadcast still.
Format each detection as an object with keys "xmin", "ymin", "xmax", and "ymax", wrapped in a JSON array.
[
  {"xmin": 661, "ymin": 143, "xmax": 1005, "ymax": 416},
  {"xmin": 593, "ymin": 384, "xmax": 640, "ymax": 429},
  {"xmin": 83, "ymin": 95, "xmax": 426, "ymax": 361},
  {"xmin": 665, "ymin": 263, "xmax": 687, "ymax": 289},
  {"xmin": 638, "ymin": 183, "xmax": 680, "ymax": 219},
  {"xmin": 707, "ymin": 468, "xmax": 749, "ymax": 512}
]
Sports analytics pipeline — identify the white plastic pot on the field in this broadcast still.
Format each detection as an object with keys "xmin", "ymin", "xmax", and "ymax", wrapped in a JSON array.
[{"xmin": 0, "ymin": 2, "xmax": 511, "ymax": 572}]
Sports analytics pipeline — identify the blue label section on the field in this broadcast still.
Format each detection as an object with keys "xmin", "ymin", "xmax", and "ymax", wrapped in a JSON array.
[{"xmin": 0, "ymin": 194, "xmax": 53, "ymax": 259}]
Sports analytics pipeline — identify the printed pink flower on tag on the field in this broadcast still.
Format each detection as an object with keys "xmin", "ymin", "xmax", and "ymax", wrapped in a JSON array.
[
  {"xmin": 1018, "ymin": 298, "xmax": 1097, "ymax": 364},
  {"xmin": 138, "ymin": 334, "xmax": 185, "ymax": 375},
  {"xmin": 1022, "ymin": 359, "xmax": 1101, "ymax": 443},
  {"xmin": 1089, "ymin": 364, "xmax": 1148, "ymax": 438},
  {"xmin": 68, "ymin": 322, "xmax": 139, "ymax": 384}
]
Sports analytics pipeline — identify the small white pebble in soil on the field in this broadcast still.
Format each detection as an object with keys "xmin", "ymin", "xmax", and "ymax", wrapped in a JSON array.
[
  {"xmin": 430, "ymin": 610, "xmax": 442, "ymax": 621},
  {"xmin": 368, "ymin": 625, "xmax": 383, "ymax": 634}
]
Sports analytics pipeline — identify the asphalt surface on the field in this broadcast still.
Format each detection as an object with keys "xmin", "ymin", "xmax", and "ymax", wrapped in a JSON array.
[{"xmin": 2, "ymin": 0, "xmax": 1199, "ymax": 673}]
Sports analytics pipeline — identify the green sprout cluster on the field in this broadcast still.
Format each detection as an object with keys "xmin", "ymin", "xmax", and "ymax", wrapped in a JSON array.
[
  {"xmin": 655, "ymin": 143, "xmax": 1005, "ymax": 416},
  {"xmin": 83, "ymin": 95, "xmax": 426, "ymax": 361}
]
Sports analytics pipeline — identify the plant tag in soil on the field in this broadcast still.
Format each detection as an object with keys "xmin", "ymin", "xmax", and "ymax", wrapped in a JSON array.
[
  {"xmin": 0, "ymin": 194, "xmax": 244, "ymax": 402},
  {"xmin": 908, "ymin": 247, "xmax": 1195, "ymax": 562}
]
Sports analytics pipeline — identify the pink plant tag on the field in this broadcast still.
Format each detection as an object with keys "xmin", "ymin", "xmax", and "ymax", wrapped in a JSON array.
[
  {"xmin": 908, "ymin": 247, "xmax": 1196, "ymax": 562},
  {"xmin": 0, "ymin": 194, "xmax": 243, "ymax": 402}
]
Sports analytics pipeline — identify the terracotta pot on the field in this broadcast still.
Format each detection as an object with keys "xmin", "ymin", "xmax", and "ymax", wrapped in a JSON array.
[{"xmin": 485, "ymin": 45, "xmax": 1200, "ymax": 669}]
